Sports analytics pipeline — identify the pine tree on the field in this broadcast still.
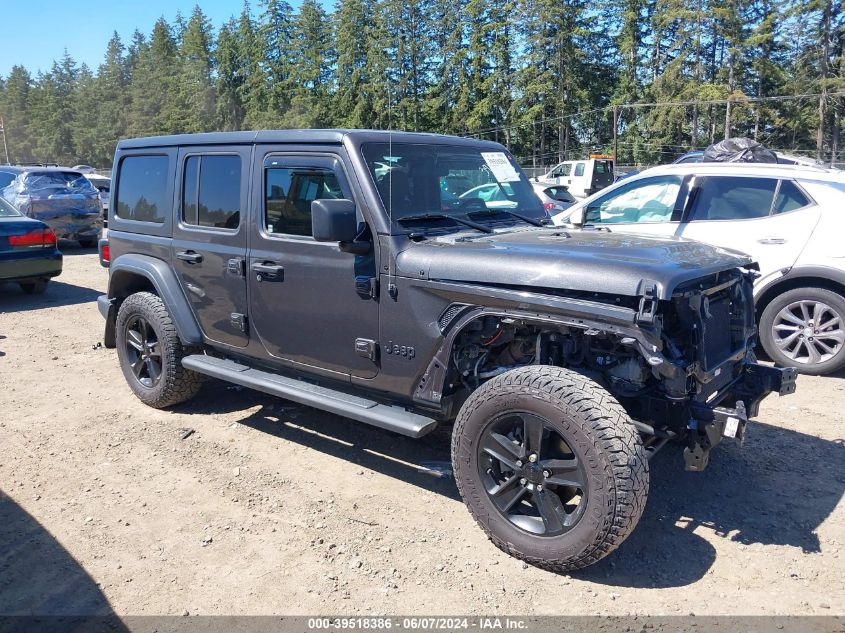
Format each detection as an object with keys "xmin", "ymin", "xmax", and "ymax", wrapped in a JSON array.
[
  {"xmin": 286, "ymin": 0, "xmax": 335, "ymax": 127},
  {"xmin": 178, "ymin": 5, "xmax": 217, "ymax": 132},
  {"xmin": 0, "ymin": 66, "xmax": 33, "ymax": 162}
]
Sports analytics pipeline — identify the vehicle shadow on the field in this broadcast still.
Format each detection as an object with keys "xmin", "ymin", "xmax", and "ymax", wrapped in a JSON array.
[
  {"xmin": 179, "ymin": 383, "xmax": 844, "ymax": 588},
  {"xmin": 0, "ymin": 281, "xmax": 101, "ymax": 313},
  {"xmin": 0, "ymin": 490, "xmax": 125, "ymax": 628},
  {"xmin": 573, "ymin": 418, "xmax": 845, "ymax": 587},
  {"xmin": 176, "ymin": 381, "xmax": 460, "ymax": 501}
]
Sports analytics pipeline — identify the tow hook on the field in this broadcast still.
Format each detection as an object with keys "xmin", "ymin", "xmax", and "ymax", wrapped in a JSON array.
[{"xmin": 683, "ymin": 401, "xmax": 747, "ymax": 472}]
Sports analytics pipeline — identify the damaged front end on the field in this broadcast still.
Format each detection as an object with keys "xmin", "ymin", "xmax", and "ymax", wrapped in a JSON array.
[{"xmin": 635, "ymin": 267, "xmax": 797, "ymax": 470}]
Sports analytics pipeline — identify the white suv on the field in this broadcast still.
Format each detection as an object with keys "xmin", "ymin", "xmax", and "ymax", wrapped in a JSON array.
[{"xmin": 552, "ymin": 162, "xmax": 845, "ymax": 375}]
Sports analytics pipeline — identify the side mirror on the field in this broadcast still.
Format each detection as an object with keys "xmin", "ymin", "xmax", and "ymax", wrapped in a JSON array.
[
  {"xmin": 312, "ymin": 198, "xmax": 371, "ymax": 254},
  {"xmin": 312, "ymin": 199, "xmax": 358, "ymax": 243}
]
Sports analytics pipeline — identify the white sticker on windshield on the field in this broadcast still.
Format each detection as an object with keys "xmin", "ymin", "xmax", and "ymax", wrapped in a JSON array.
[{"xmin": 481, "ymin": 152, "xmax": 521, "ymax": 183}]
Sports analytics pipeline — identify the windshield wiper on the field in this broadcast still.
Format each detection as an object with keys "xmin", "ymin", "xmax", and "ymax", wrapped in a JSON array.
[
  {"xmin": 396, "ymin": 213, "xmax": 492, "ymax": 234},
  {"xmin": 466, "ymin": 208, "xmax": 547, "ymax": 227}
]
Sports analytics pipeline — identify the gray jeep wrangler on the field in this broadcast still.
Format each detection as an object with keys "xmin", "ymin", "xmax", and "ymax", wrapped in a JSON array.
[{"xmin": 98, "ymin": 130, "xmax": 796, "ymax": 572}]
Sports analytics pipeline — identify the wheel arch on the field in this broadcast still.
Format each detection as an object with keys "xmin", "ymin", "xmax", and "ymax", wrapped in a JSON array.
[
  {"xmin": 106, "ymin": 254, "xmax": 203, "ymax": 347},
  {"xmin": 755, "ymin": 267, "xmax": 845, "ymax": 320}
]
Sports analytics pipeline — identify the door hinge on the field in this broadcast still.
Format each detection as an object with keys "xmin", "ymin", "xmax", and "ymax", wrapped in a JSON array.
[
  {"xmin": 230, "ymin": 312, "xmax": 248, "ymax": 333},
  {"xmin": 227, "ymin": 257, "xmax": 246, "ymax": 277},
  {"xmin": 355, "ymin": 276, "xmax": 379, "ymax": 299},
  {"xmin": 355, "ymin": 338, "xmax": 378, "ymax": 361}
]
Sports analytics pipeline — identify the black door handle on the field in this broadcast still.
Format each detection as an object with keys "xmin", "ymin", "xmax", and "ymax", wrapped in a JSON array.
[
  {"xmin": 251, "ymin": 261, "xmax": 284, "ymax": 280},
  {"xmin": 176, "ymin": 251, "xmax": 203, "ymax": 264}
]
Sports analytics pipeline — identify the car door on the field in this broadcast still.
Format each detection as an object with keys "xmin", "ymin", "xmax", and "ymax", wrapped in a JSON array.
[
  {"xmin": 679, "ymin": 176, "xmax": 821, "ymax": 280},
  {"xmin": 172, "ymin": 147, "xmax": 250, "ymax": 348},
  {"xmin": 576, "ymin": 174, "xmax": 687, "ymax": 238},
  {"xmin": 247, "ymin": 150, "xmax": 379, "ymax": 379}
]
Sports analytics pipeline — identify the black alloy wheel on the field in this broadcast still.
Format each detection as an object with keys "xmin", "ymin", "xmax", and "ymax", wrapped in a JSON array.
[
  {"xmin": 123, "ymin": 315, "xmax": 163, "ymax": 389},
  {"xmin": 479, "ymin": 411, "xmax": 588, "ymax": 536}
]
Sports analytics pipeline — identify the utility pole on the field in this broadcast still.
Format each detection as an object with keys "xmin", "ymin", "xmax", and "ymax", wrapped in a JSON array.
[
  {"xmin": 0, "ymin": 117, "xmax": 9, "ymax": 164},
  {"xmin": 612, "ymin": 106, "xmax": 620, "ymax": 166}
]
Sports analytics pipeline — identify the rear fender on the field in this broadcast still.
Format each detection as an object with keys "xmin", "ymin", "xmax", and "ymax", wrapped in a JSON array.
[{"xmin": 105, "ymin": 253, "xmax": 202, "ymax": 347}]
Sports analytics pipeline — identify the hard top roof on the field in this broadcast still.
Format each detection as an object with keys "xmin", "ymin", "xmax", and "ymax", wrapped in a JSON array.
[{"xmin": 116, "ymin": 129, "xmax": 506, "ymax": 151}]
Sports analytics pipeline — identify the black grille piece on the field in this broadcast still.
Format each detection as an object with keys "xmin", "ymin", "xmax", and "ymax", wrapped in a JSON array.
[{"xmin": 438, "ymin": 303, "xmax": 472, "ymax": 332}]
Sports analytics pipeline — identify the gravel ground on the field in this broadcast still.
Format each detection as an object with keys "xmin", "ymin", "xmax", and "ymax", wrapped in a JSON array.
[{"xmin": 0, "ymin": 248, "xmax": 843, "ymax": 617}]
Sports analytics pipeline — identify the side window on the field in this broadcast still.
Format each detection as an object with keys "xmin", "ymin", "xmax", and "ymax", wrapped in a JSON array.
[
  {"xmin": 182, "ymin": 155, "xmax": 241, "ymax": 229},
  {"xmin": 584, "ymin": 176, "xmax": 683, "ymax": 225},
  {"xmin": 552, "ymin": 164, "xmax": 571, "ymax": 177},
  {"xmin": 265, "ymin": 166, "xmax": 342, "ymax": 236},
  {"xmin": 773, "ymin": 180, "xmax": 810, "ymax": 214},
  {"xmin": 115, "ymin": 155, "xmax": 169, "ymax": 223},
  {"xmin": 691, "ymin": 177, "xmax": 778, "ymax": 221},
  {"xmin": 573, "ymin": 163, "xmax": 585, "ymax": 177}
]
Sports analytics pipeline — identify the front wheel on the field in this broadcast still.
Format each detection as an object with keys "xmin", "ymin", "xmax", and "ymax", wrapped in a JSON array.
[
  {"xmin": 115, "ymin": 292, "xmax": 203, "ymax": 408},
  {"xmin": 19, "ymin": 280, "xmax": 48, "ymax": 294},
  {"xmin": 451, "ymin": 366, "xmax": 649, "ymax": 572},
  {"xmin": 760, "ymin": 287, "xmax": 845, "ymax": 375}
]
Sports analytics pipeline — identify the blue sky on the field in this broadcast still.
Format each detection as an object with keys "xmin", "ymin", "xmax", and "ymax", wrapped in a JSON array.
[{"xmin": 0, "ymin": 1, "xmax": 325, "ymax": 78}]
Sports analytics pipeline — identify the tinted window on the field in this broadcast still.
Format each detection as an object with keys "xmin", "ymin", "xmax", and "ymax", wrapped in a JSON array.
[
  {"xmin": 691, "ymin": 177, "xmax": 778, "ymax": 221},
  {"xmin": 265, "ymin": 167, "xmax": 341, "ymax": 236},
  {"xmin": 182, "ymin": 155, "xmax": 241, "ymax": 229},
  {"xmin": 115, "ymin": 155, "xmax": 169, "ymax": 223},
  {"xmin": 585, "ymin": 176, "xmax": 682, "ymax": 224},
  {"xmin": 773, "ymin": 180, "xmax": 810, "ymax": 214},
  {"xmin": 574, "ymin": 163, "xmax": 585, "ymax": 177}
]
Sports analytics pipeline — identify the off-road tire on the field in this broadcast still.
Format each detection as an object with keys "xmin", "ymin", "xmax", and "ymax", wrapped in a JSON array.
[
  {"xmin": 760, "ymin": 286, "xmax": 845, "ymax": 376},
  {"xmin": 19, "ymin": 280, "xmax": 48, "ymax": 295},
  {"xmin": 115, "ymin": 291, "xmax": 203, "ymax": 408},
  {"xmin": 451, "ymin": 366, "xmax": 649, "ymax": 572}
]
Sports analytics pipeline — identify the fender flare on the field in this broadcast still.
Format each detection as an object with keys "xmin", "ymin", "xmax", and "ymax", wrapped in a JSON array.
[
  {"xmin": 106, "ymin": 253, "xmax": 203, "ymax": 346},
  {"xmin": 755, "ymin": 265, "xmax": 845, "ymax": 311}
]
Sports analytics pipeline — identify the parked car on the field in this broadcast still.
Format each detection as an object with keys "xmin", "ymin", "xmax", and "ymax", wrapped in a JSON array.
[
  {"xmin": 84, "ymin": 173, "xmax": 111, "ymax": 217},
  {"xmin": 97, "ymin": 130, "xmax": 794, "ymax": 572},
  {"xmin": 0, "ymin": 166, "xmax": 103, "ymax": 247},
  {"xmin": 531, "ymin": 182, "xmax": 576, "ymax": 214},
  {"xmin": 0, "ymin": 196, "xmax": 62, "ymax": 294},
  {"xmin": 534, "ymin": 157, "xmax": 615, "ymax": 198},
  {"xmin": 551, "ymin": 162, "xmax": 845, "ymax": 374}
]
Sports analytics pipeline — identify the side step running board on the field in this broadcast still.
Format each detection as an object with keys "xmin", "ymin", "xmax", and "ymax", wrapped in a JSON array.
[{"xmin": 181, "ymin": 355, "xmax": 439, "ymax": 438}]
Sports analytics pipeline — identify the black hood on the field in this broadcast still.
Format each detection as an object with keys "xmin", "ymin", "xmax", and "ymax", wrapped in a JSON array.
[{"xmin": 396, "ymin": 228, "xmax": 752, "ymax": 300}]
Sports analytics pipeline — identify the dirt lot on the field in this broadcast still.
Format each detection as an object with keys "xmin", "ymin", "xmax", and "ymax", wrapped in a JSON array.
[{"xmin": 0, "ymin": 248, "xmax": 843, "ymax": 617}]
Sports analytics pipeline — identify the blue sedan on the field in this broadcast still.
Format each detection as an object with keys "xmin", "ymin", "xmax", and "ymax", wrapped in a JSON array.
[{"xmin": 0, "ymin": 197, "xmax": 62, "ymax": 294}]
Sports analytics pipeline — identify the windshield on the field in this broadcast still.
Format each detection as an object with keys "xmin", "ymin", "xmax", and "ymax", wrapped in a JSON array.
[
  {"xmin": 362, "ymin": 143, "xmax": 543, "ymax": 231},
  {"xmin": 0, "ymin": 198, "xmax": 22, "ymax": 217},
  {"xmin": 23, "ymin": 171, "xmax": 97, "ymax": 193}
]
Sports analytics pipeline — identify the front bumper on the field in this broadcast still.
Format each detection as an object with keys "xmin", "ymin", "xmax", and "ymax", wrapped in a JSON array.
[{"xmin": 683, "ymin": 363, "xmax": 797, "ymax": 471}]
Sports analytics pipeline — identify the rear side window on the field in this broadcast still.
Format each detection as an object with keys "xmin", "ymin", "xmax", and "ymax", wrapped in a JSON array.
[
  {"xmin": 182, "ymin": 155, "xmax": 242, "ymax": 229},
  {"xmin": 773, "ymin": 180, "xmax": 810, "ymax": 214},
  {"xmin": 691, "ymin": 177, "xmax": 778, "ymax": 221},
  {"xmin": 115, "ymin": 155, "xmax": 169, "ymax": 223},
  {"xmin": 265, "ymin": 167, "xmax": 342, "ymax": 236},
  {"xmin": 574, "ymin": 163, "xmax": 585, "ymax": 177}
]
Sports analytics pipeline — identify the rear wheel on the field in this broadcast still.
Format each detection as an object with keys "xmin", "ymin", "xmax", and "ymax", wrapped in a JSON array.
[
  {"xmin": 78, "ymin": 238, "xmax": 98, "ymax": 248},
  {"xmin": 452, "ymin": 366, "xmax": 649, "ymax": 572},
  {"xmin": 19, "ymin": 280, "xmax": 48, "ymax": 295},
  {"xmin": 760, "ymin": 287, "xmax": 845, "ymax": 375},
  {"xmin": 115, "ymin": 292, "xmax": 203, "ymax": 408}
]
